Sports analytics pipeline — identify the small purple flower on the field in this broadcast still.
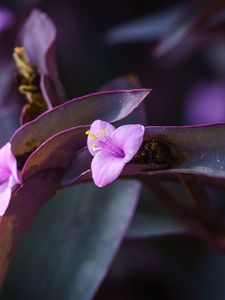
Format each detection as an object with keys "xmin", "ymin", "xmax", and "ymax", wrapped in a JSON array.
[
  {"xmin": 86, "ymin": 120, "xmax": 144, "ymax": 187},
  {"xmin": 0, "ymin": 143, "xmax": 21, "ymax": 216}
]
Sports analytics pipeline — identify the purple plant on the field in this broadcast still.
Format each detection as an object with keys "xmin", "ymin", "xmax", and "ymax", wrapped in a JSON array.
[
  {"xmin": 1, "ymin": 5, "xmax": 225, "ymax": 300},
  {"xmin": 13, "ymin": 9, "xmax": 64, "ymax": 124}
]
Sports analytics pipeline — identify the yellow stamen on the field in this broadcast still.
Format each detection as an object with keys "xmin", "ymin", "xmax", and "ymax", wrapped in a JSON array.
[
  {"xmin": 85, "ymin": 130, "xmax": 96, "ymax": 140},
  {"xmin": 19, "ymin": 84, "xmax": 39, "ymax": 95},
  {"xmin": 13, "ymin": 47, "xmax": 34, "ymax": 79},
  {"xmin": 86, "ymin": 128, "xmax": 108, "ymax": 141}
]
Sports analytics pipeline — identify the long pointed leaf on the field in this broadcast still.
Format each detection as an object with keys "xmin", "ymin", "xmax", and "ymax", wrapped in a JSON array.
[
  {"xmin": 3, "ymin": 180, "xmax": 141, "ymax": 300},
  {"xmin": 0, "ymin": 170, "xmax": 61, "ymax": 286},
  {"xmin": 11, "ymin": 89, "xmax": 150, "ymax": 156},
  {"xmin": 61, "ymin": 123, "xmax": 225, "ymax": 186}
]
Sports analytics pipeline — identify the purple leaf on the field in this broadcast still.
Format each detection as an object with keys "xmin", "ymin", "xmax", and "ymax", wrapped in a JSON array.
[
  {"xmin": 11, "ymin": 89, "xmax": 150, "ymax": 156},
  {"xmin": 19, "ymin": 9, "xmax": 64, "ymax": 107},
  {"xmin": 20, "ymin": 9, "xmax": 56, "ymax": 75},
  {"xmin": 104, "ymin": 5, "xmax": 182, "ymax": 45},
  {"xmin": 3, "ymin": 180, "xmax": 141, "ymax": 299},
  {"xmin": 155, "ymin": 1, "xmax": 225, "ymax": 57},
  {"xmin": 62, "ymin": 123, "xmax": 225, "ymax": 186},
  {"xmin": 61, "ymin": 150, "xmax": 92, "ymax": 187},
  {"xmin": 22, "ymin": 126, "xmax": 89, "ymax": 181},
  {"xmin": 143, "ymin": 124, "xmax": 225, "ymax": 180},
  {"xmin": 127, "ymin": 180, "xmax": 192, "ymax": 240},
  {"xmin": 0, "ymin": 170, "xmax": 61, "ymax": 285},
  {"xmin": 100, "ymin": 75, "xmax": 147, "ymax": 125},
  {"xmin": 105, "ymin": 2, "xmax": 225, "ymax": 59}
]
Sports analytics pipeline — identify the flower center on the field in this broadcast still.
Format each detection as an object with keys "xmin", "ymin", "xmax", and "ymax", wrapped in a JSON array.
[{"xmin": 86, "ymin": 129, "xmax": 124, "ymax": 157}]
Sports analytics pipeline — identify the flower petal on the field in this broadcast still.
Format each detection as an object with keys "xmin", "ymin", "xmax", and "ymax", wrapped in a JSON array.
[
  {"xmin": 0, "ymin": 143, "xmax": 20, "ymax": 184},
  {"xmin": 87, "ymin": 120, "xmax": 115, "ymax": 156},
  {"xmin": 0, "ymin": 182, "xmax": 12, "ymax": 216},
  {"xmin": 112, "ymin": 124, "xmax": 144, "ymax": 162},
  {"xmin": 91, "ymin": 150, "xmax": 126, "ymax": 187},
  {"xmin": 0, "ymin": 143, "xmax": 13, "ymax": 180}
]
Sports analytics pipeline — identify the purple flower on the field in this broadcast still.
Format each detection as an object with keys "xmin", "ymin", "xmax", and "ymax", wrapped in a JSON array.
[
  {"xmin": 0, "ymin": 143, "xmax": 21, "ymax": 216},
  {"xmin": 86, "ymin": 120, "xmax": 144, "ymax": 187}
]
